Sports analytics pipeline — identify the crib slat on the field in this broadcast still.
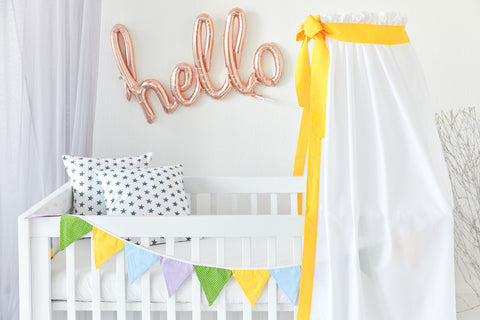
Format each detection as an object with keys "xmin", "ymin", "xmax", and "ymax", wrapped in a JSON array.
[
  {"xmin": 242, "ymin": 238, "xmax": 252, "ymax": 320},
  {"xmin": 192, "ymin": 237, "xmax": 201, "ymax": 320},
  {"xmin": 116, "ymin": 249, "xmax": 127, "ymax": 320},
  {"xmin": 141, "ymin": 237, "xmax": 151, "ymax": 320},
  {"xmin": 250, "ymin": 194, "xmax": 258, "ymax": 215},
  {"xmin": 232, "ymin": 194, "xmax": 239, "ymax": 214},
  {"xmin": 270, "ymin": 194, "xmax": 278, "ymax": 215},
  {"xmin": 216, "ymin": 238, "xmax": 226, "ymax": 320},
  {"xmin": 267, "ymin": 237, "xmax": 277, "ymax": 320},
  {"xmin": 66, "ymin": 242, "xmax": 77, "ymax": 320},
  {"xmin": 166, "ymin": 237, "xmax": 176, "ymax": 320},
  {"xmin": 290, "ymin": 193, "xmax": 297, "ymax": 215},
  {"xmin": 190, "ymin": 193, "xmax": 197, "ymax": 215},
  {"xmin": 241, "ymin": 238, "xmax": 251, "ymax": 268},
  {"xmin": 211, "ymin": 193, "xmax": 218, "ymax": 215},
  {"xmin": 91, "ymin": 241, "xmax": 101, "ymax": 320},
  {"xmin": 303, "ymin": 191, "xmax": 306, "ymax": 214},
  {"xmin": 293, "ymin": 236, "xmax": 302, "ymax": 265},
  {"xmin": 291, "ymin": 187, "xmax": 302, "ymax": 320}
]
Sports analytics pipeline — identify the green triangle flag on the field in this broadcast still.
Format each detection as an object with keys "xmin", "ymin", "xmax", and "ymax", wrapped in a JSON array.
[
  {"xmin": 60, "ymin": 215, "xmax": 92, "ymax": 251},
  {"xmin": 194, "ymin": 265, "xmax": 232, "ymax": 306}
]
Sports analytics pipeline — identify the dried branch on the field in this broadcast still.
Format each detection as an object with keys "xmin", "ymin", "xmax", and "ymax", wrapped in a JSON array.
[{"xmin": 436, "ymin": 107, "xmax": 480, "ymax": 312}]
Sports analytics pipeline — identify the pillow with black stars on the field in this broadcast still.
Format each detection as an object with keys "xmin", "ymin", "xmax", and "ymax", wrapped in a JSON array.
[
  {"xmin": 62, "ymin": 153, "xmax": 152, "ymax": 216},
  {"xmin": 95, "ymin": 164, "xmax": 191, "ymax": 245}
]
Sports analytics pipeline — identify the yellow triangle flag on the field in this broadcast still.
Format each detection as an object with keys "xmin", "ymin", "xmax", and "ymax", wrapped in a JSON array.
[
  {"xmin": 92, "ymin": 226, "xmax": 125, "ymax": 269},
  {"xmin": 233, "ymin": 269, "xmax": 270, "ymax": 306}
]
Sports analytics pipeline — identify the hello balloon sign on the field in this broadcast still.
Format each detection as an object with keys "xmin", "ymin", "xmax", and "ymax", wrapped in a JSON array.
[{"xmin": 111, "ymin": 8, "xmax": 284, "ymax": 124}]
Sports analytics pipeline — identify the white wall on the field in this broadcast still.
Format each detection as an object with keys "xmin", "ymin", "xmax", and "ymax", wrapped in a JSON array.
[
  {"xmin": 94, "ymin": 0, "xmax": 480, "ymax": 317},
  {"xmin": 94, "ymin": 0, "xmax": 480, "ymax": 175}
]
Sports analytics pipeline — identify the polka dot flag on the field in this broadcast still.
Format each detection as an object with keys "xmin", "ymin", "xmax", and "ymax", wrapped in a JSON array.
[{"xmin": 194, "ymin": 265, "xmax": 232, "ymax": 306}]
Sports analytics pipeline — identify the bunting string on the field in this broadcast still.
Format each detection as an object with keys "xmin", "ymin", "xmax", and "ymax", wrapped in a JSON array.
[{"xmin": 59, "ymin": 214, "xmax": 301, "ymax": 306}]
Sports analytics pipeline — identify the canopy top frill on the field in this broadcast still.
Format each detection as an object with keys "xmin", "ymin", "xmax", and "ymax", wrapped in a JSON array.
[{"xmin": 318, "ymin": 11, "xmax": 406, "ymax": 25}]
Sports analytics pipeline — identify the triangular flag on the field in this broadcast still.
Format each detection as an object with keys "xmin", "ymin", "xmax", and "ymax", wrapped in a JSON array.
[
  {"xmin": 124, "ymin": 242, "xmax": 160, "ymax": 284},
  {"xmin": 59, "ymin": 215, "xmax": 92, "ymax": 251},
  {"xmin": 162, "ymin": 257, "xmax": 194, "ymax": 297},
  {"xmin": 194, "ymin": 265, "xmax": 232, "ymax": 306},
  {"xmin": 233, "ymin": 269, "xmax": 270, "ymax": 306},
  {"xmin": 92, "ymin": 227, "xmax": 125, "ymax": 269},
  {"xmin": 269, "ymin": 266, "xmax": 301, "ymax": 305}
]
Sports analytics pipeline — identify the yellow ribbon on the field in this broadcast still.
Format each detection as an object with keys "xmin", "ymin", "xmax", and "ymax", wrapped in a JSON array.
[{"xmin": 294, "ymin": 15, "xmax": 409, "ymax": 319}]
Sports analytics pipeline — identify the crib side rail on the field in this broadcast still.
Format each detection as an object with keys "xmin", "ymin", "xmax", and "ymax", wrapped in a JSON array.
[
  {"xmin": 27, "ymin": 215, "xmax": 304, "ymax": 238},
  {"xmin": 19, "ymin": 183, "xmax": 72, "ymax": 219},
  {"xmin": 17, "ymin": 177, "xmax": 307, "ymax": 218}
]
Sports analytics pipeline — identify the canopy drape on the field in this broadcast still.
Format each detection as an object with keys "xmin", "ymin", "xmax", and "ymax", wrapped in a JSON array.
[{"xmin": 294, "ymin": 12, "xmax": 455, "ymax": 320}]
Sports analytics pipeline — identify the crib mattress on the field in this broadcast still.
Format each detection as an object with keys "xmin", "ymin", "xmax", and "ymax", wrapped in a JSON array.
[{"xmin": 51, "ymin": 237, "xmax": 298, "ymax": 305}]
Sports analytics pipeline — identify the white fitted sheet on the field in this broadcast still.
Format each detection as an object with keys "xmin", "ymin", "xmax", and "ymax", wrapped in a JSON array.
[{"xmin": 51, "ymin": 237, "xmax": 299, "ymax": 305}]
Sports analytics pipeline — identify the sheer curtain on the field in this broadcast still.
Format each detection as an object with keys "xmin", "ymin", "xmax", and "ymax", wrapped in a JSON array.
[{"xmin": 0, "ymin": 0, "xmax": 101, "ymax": 318}]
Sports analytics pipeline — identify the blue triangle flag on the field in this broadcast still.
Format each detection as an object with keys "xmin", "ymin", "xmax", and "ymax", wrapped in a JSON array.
[
  {"xmin": 269, "ymin": 266, "xmax": 301, "ymax": 305},
  {"xmin": 125, "ymin": 242, "xmax": 160, "ymax": 284}
]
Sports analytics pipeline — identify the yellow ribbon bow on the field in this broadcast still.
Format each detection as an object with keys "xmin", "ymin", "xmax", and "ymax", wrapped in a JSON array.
[
  {"xmin": 293, "ymin": 16, "xmax": 334, "ymax": 216},
  {"xmin": 294, "ymin": 15, "xmax": 331, "ymax": 320},
  {"xmin": 293, "ymin": 15, "xmax": 410, "ymax": 319}
]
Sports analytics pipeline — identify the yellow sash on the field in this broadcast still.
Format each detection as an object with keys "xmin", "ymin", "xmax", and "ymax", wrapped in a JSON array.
[{"xmin": 294, "ymin": 15, "xmax": 410, "ymax": 319}]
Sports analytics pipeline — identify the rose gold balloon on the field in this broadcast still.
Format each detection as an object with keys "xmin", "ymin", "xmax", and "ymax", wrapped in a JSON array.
[
  {"xmin": 110, "ymin": 9, "xmax": 284, "ymax": 124},
  {"xmin": 140, "ymin": 79, "xmax": 178, "ymax": 115},
  {"xmin": 171, "ymin": 62, "xmax": 202, "ymax": 106},
  {"xmin": 193, "ymin": 14, "xmax": 231, "ymax": 99},
  {"xmin": 253, "ymin": 43, "xmax": 284, "ymax": 87},
  {"xmin": 110, "ymin": 24, "xmax": 138, "ymax": 101},
  {"xmin": 111, "ymin": 24, "xmax": 179, "ymax": 123},
  {"xmin": 224, "ymin": 8, "xmax": 250, "ymax": 95},
  {"xmin": 223, "ymin": 8, "xmax": 284, "ymax": 99}
]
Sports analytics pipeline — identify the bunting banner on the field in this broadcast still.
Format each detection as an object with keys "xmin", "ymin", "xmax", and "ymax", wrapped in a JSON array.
[
  {"xmin": 59, "ymin": 214, "xmax": 92, "ymax": 251},
  {"xmin": 58, "ymin": 214, "xmax": 301, "ymax": 307},
  {"xmin": 162, "ymin": 257, "xmax": 194, "ymax": 297},
  {"xmin": 92, "ymin": 226, "xmax": 125, "ymax": 269},
  {"xmin": 232, "ymin": 269, "xmax": 270, "ymax": 306},
  {"xmin": 194, "ymin": 265, "xmax": 232, "ymax": 306},
  {"xmin": 125, "ymin": 242, "xmax": 160, "ymax": 283},
  {"xmin": 269, "ymin": 265, "xmax": 302, "ymax": 305}
]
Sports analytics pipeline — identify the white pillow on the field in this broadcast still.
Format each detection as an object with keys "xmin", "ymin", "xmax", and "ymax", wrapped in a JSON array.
[
  {"xmin": 95, "ymin": 164, "xmax": 190, "ymax": 246},
  {"xmin": 62, "ymin": 153, "xmax": 152, "ymax": 215}
]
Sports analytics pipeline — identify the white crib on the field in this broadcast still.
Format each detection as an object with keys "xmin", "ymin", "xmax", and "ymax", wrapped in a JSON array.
[{"xmin": 18, "ymin": 177, "xmax": 306, "ymax": 320}]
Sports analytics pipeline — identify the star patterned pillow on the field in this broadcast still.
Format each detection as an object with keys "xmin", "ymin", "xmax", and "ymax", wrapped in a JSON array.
[
  {"xmin": 62, "ymin": 153, "xmax": 152, "ymax": 216},
  {"xmin": 95, "ymin": 165, "xmax": 190, "ymax": 217},
  {"xmin": 95, "ymin": 165, "xmax": 190, "ymax": 246}
]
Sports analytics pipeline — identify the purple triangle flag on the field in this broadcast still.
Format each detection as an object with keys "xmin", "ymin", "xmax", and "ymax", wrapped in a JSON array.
[
  {"xmin": 125, "ymin": 242, "xmax": 160, "ymax": 284},
  {"xmin": 162, "ymin": 257, "xmax": 194, "ymax": 297}
]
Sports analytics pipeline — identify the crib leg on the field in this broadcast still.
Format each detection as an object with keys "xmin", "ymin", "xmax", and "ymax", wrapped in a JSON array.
[
  {"xmin": 18, "ymin": 217, "xmax": 32, "ymax": 320},
  {"xmin": 31, "ymin": 236, "xmax": 53, "ymax": 319}
]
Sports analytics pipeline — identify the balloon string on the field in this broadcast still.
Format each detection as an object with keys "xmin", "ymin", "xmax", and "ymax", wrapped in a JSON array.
[{"xmin": 259, "ymin": 96, "xmax": 275, "ymax": 103}]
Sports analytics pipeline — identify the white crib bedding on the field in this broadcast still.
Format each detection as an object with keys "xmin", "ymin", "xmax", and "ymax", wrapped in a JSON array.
[{"xmin": 51, "ymin": 237, "xmax": 298, "ymax": 305}]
